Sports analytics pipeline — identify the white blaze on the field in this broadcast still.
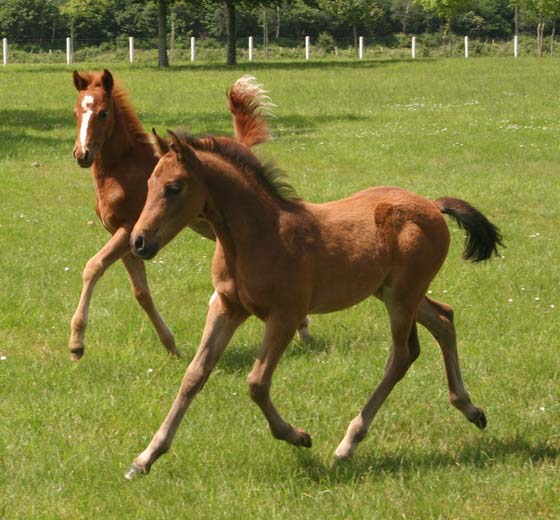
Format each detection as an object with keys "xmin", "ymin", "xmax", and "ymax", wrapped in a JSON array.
[{"xmin": 79, "ymin": 95, "xmax": 94, "ymax": 152}]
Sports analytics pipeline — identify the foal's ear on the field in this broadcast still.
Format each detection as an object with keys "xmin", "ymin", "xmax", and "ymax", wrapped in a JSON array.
[
  {"xmin": 101, "ymin": 69, "xmax": 114, "ymax": 94},
  {"xmin": 167, "ymin": 130, "xmax": 199, "ymax": 168},
  {"xmin": 151, "ymin": 128, "xmax": 169, "ymax": 158},
  {"xmin": 72, "ymin": 70, "xmax": 89, "ymax": 91}
]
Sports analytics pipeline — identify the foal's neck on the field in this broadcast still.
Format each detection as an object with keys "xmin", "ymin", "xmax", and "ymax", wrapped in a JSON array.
[{"xmin": 201, "ymin": 157, "xmax": 297, "ymax": 260}]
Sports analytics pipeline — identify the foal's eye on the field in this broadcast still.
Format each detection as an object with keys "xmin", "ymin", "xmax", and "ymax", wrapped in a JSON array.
[
  {"xmin": 99, "ymin": 110, "xmax": 109, "ymax": 120},
  {"xmin": 164, "ymin": 183, "xmax": 182, "ymax": 196}
]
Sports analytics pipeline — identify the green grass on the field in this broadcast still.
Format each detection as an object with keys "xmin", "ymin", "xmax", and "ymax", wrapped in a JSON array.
[{"xmin": 0, "ymin": 58, "xmax": 559, "ymax": 519}]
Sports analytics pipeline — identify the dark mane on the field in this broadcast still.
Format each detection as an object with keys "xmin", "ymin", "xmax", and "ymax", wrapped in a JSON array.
[{"xmin": 176, "ymin": 129, "xmax": 299, "ymax": 201}]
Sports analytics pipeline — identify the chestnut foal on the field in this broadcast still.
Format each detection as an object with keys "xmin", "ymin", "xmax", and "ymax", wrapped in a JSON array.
[
  {"xmin": 69, "ymin": 70, "xmax": 310, "ymax": 361},
  {"xmin": 124, "ymin": 130, "xmax": 502, "ymax": 478}
]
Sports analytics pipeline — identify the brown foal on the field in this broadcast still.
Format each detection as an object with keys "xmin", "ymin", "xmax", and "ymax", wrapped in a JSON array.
[
  {"xmin": 123, "ymin": 130, "xmax": 502, "ymax": 478},
  {"xmin": 69, "ymin": 70, "xmax": 308, "ymax": 361}
]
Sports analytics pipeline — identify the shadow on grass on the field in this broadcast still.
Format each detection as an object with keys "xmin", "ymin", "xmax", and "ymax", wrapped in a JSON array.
[
  {"xmin": 290, "ymin": 433, "xmax": 559, "ymax": 485},
  {"xmin": 1, "ymin": 106, "xmax": 369, "ymax": 152},
  {"xmin": 219, "ymin": 335, "xmax": 333, "ymax": 373},
  {"xmin": 132, "ymin": 58, "xmax": 427, "ymax": 74}
]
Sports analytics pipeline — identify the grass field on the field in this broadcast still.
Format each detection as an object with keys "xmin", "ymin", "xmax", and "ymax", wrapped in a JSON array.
[{"xmin": 0, "ymin": 58, "xmax": 559, "ymax": 519}]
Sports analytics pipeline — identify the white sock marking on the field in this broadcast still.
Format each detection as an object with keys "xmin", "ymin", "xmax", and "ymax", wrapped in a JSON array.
[{"xmin": 209, "ymin": 291, "xmax": 218, "ymax": 306}]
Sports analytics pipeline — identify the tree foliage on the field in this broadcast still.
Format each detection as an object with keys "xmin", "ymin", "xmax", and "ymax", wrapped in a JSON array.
[{"xmin": 1, "ymin": 0, "xmax": 559, "ymax": 60}]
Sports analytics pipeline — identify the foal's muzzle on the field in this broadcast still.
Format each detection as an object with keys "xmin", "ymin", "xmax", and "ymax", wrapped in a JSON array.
[
  {"xmin": 73, "ymin": 146, "xmax": 95, "ymax": 168},
  {"xmin": 131, "ymin": 231, "xmax": 159, "ymax": 260}
]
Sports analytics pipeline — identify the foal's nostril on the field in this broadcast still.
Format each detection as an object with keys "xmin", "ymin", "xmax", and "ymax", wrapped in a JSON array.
[
  {"xmin": 83, "ymin": 150, "xmax": 90, "ymax": 162},
  {"xmin": 133, "ymin": 234, "xmax": 145, "ymax": 253}
]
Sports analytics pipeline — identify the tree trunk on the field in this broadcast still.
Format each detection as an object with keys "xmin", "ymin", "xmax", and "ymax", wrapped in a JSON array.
[
  {"xmin": 403, "ymin": 0, "xmax": 411, "ymax": 34},
  {"xmin": 275, "ymin": 6, "xmax": 280, "ymax": 39},
  {"xmin": 514, "ymin": 7, "xmax": 518, "ymax": 36},
  {"xmin": 263, "ymin": 8, "xmax": 269, "ymax": 59},
  {"xmin": 158, "ymin": 0, "xmax": 169, "ymax": 68},
  {"xmin": 353, "ymin": 25, "xmax": 358, "ymax": 49},
  {"xmin": 551, "ymin": 21, "xmax": 556, "ymax": 56},
  {"xmin": 537, "ymin": 22, "xmax": 544, "ymax": 57},
  {"xmin": 170, "ymin": 2, "xmax": 176, "ymax": 63},
  {"xmin": 225, "ymin": 0, "xmax": 236, "ymax": 65}
]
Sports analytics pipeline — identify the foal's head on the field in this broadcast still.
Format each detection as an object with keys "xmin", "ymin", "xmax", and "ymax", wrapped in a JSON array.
[
  {"xmin": 72, "ymin": 69, "xmax": 115, "ymax": 167},
  {"xmin": 131, "ymin": 130, "xmax": 206, "ymax": 260}
]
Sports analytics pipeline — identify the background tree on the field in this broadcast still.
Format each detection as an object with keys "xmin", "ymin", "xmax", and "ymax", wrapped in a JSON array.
[
  {"xmin": 157, "ymin": 0, "xmax": 169, "ymax": 67},
  {"xmin": 0, "ymin": 0, "xmax": 60, "ymax": 45},
  {"xmin": 414, "ymin": 0, "xmax": 474, "ymax": 50},
  {"xmin": 319, "ymin": 0, "xmax": 385, "ymax": 46}
]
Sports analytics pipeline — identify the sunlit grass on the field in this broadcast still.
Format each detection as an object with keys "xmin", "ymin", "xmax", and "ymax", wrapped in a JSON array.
[{"xmin": 0, "ymin": 58, "xmax": 558, "ymax": 518}]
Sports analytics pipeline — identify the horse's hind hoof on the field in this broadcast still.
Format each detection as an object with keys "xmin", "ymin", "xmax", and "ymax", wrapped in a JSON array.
[
  {"xmin": 124, "ymin": 463, "xmax": 145, "ymax": 481},
  {"xmin": 470, "ymin": 408, "xmax": 487, "ymax": 430},
  {"xmin": 69, "ymin": 347, "xmax": 84, "ymax": 362}
]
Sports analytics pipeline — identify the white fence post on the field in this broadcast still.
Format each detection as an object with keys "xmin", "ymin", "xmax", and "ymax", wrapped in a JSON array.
[
  {"xmin": 248, "ymin": 36, "xmax": 253, "ymax": 62},
  {"xmin": 464, "ymin": 36, "xmax": 469, "ymax": 58},
  {"xmin": 66, "ymin": 37, "xmax": 73, "ymax": 65},
  {"xmin": 514, "ymin": 35, "xmax": 519, "ymax": 58},
  {"xmin": 359, "ymin": 36, "xmax": 364, "ymax": 59},
  {"xmin": 305, "ymin": 36, "xmax": 310, "ymax": 60},
  {"xmin": 190, "ymin": 36, "xmax": 196, "ymax": 62},
  {"xmin": 129, "ymin": 36, "xmax": 134, "ymax": 63},
  {"xmin": 2, "ymin": 38, "xmax": 7, "ymax": 66},
  {"xmin": 411, "ymin": 36, "xmax": 416, "ymax": 59}
]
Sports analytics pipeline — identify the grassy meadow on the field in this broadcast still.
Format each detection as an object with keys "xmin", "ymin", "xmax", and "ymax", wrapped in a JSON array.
[{"xmin": 0, "ymin": 58, "xmax": 559, "ymax": 518}]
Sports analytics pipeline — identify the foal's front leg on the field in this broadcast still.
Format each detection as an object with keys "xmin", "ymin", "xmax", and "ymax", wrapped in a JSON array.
[
  {"xmin": 68, "ymin": 228, "xmax": 130, "ymax": 361},
  {"xmin": 121, "ymin": 253, "xmax": 180, "ymax": 357},
  {"xmin": 125, "ymin": 294, "xmax": 248, "ymax": 479},
  {"xmin": 247, "ymin": 313, "xmax": 312, "ymax": 447}
]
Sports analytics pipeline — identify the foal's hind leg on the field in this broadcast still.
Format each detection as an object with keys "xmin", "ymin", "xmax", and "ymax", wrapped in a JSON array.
[
  {"xmin": 335, "ymin": 288, "xmax": 421, "ymax": 460},
  {"xmin": 417, "ymin": 296, "xmax": 486, "ymax": 429},
  {"xmin": 121, "ymin": 253, "xmax": 180, "ymax": 357},
  {"xmin": 68, "ymin": 228, "xmax": 130, "ymax": 361},
  {"xmin": 297, "ymin": 316, "xmax": 313, "ymax": 343},
  {"xmin": 247, "ymin": 313, "xmax": 312, "ymax": 448}
]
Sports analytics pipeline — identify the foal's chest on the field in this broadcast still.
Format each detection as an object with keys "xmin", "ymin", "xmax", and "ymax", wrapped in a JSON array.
[{"xmin": 94, "ymin": 176, "xmax": 140, "ymax": 233}]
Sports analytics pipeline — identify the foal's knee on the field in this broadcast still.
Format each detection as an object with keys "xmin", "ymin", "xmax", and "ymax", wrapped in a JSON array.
[
  {"xmin": 133, "ymin": 286, "xmax": 153, "ymax": 310},
  {"xmin": 83, "ymin": 258, "xmax": 104, "ymax": 284}
]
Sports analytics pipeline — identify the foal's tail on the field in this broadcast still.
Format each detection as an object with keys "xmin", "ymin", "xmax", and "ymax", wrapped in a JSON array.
[
  {"xmin": 227, "ymin": 75, "xmax": 276, "ymax": 147},
  {"xmin": 435, "ymin": 197, "xmax": 503, "ymax": 262}
]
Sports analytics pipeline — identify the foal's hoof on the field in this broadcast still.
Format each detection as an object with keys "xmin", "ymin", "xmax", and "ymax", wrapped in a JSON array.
[
  {"xmin": 124, "ymin": 463, "xmax": 145, "ymax": 481},
  {"xmin": 470, "ymin": 408, "xmax": 487, "ymax": 430},
  {"xmin": 168, "ymin": 348, "xmax": 182, "ymax": 359},
  {"xmin": 294, "ymin": 428, "xmax": 312, "ymax": 448},
  {"xmin": 69, "ymin": 347, "xmax": 84, "ymax": 362}
]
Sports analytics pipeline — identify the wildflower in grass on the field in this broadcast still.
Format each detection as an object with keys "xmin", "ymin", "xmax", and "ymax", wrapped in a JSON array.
[{"xmin": 0, "ymin": 356, "xmax": 6, "ymax": 361}]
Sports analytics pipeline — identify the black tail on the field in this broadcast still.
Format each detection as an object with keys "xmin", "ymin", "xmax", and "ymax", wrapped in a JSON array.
[{"xmin": 435, "ymin": 197, "xmax": 503, "ymax": 262}]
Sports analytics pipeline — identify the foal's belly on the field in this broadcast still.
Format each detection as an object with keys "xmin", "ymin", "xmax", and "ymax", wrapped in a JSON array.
[{"xmin": 308, "ymin": 259, "xmax": 387, "ymax": 314}]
